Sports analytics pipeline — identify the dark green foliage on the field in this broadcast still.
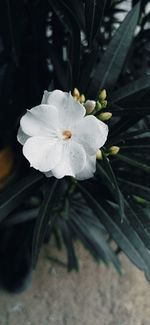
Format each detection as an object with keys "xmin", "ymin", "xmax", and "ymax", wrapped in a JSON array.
[
  {"xmin": 85, "ymin": 0, "xmax": 107, "ymax": 47},
  {"xmin": 87, "ymin": 2, "xmax": 140, "ymax": 97},
  {"xmin": 32, "ymin": 178, "xmax": 59, "ymax": 268},
  {"xmin": 0, "ymin": 172, "xmax": 43, "ymax": 222},
  {"xmin": 0, "ymin": 0, "xmax": 150, "ymax": 291},
  {"xmin": 111, "ymin": 75, "xmax": 150, "ymax": 103}
]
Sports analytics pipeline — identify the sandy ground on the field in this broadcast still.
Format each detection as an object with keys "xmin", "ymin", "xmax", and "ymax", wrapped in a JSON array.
[{"xmin": 0, "ymin": 242, "xmax": 150, "ymax": 325}]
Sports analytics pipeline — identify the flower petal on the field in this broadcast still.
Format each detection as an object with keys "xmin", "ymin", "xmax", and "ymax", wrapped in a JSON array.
[
  {"xmin": 41, "ymin": 90, "xmax": 86, "ymax": 128},
  {"xmin": 73, "ymin": 115, "xmax": 108, "ymax": 154},
  {"xmin": 41, "ymin": 90, "xmax": 67, "ymax": 106},
  {"xmin": 51, "ymin": 141, "xmax": 86, "ymax": 179},
  {"xmin": 23, "ymin": 137, "xmax": 62, "ymax": 172},
  {"xmin": 60, "ymin": 92, "xmax": 85, "ymax": 127},
  {"xmin": 17, "ymin": 126, "xmax": 30, "ymax": 145},
  {"xmin": 76, "ymin": 154, "xmax": 96, "ymax": 180},
  {"xmin": 41, "ymin": 90, "xmax": 51, "ymax": 104},
  {"xmin": 20, "ymin": 104, "xmax": 59, "ymax": 137}
]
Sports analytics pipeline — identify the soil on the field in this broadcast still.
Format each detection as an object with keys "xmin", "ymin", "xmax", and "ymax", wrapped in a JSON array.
[{"xmin": 0, "ymin": 242, "xmax": 150, "ymax": 325}]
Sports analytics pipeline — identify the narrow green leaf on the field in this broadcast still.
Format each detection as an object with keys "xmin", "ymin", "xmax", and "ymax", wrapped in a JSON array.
[
  {"xmin": 70, "ymin": 211, "xmax": 121, "ymax": 272},
  {"xmin": 124, "ymin": 199, "xmax": 150, "ymax": 250},
  {"xmin": 111, "ymin": 75, "xmax": 150, "ymax": 103},
  {"xmin": 50, "ymin": 46, "xmax": 72, "ymax": 91},
  {"xmin": 108, "ymin": 115, "xmax": 145, "ymax": 144},
  {"xmin": 32, "ymin": 179, "xmax": 59, "ymax": 268},
  {"xmin": 68, "ymin": 0, "xmax": 85, "ymax": 30},
  {"xmin": 120, "ymin": 137, "xmax": 150, "ymax": 151},
  {"xmin": 88, "ymin": 1, "xmax": 140, "ymax": 96},
  {"xmin": 110, "ymin": 103, "xmax": 150, "ymax": 116},
  {"xmin": 73, "ymin": 200, "xmax": 106, "ymax": 232},
  {"xmin": 77, "ymin": 183, "xmax": 150, "ymax": 280},
  {"xmin": 97, "ymin": 153, "xmax": 125, "ymax": 220},
  {"xmin": 0, "ymin": 173, "xmax": 43, "ymax": 223},
  {"xmin": 49, "ymin": 0, "xmax": 81, "ymax": 88},
  {"xmin": 118, "ymin": 178, "xmax": 150, "ymax": 202},
  {"xmin": 85, "ymin": 0, "xmax": 107, "ymax": 47},
  {"xmin": 59, "ymin": 219, "xmax": 78, "ymax": 272},
  {"xmin": 1, "ymin": 208, "xmax": 39, "ymax": 227},
  {"xmin": 116, "ymin": 153, "xmax": 150, "ymax": 173},
  {"xmin": 79, "ymin": 45, "xmax": 99, "ymax": 93}
]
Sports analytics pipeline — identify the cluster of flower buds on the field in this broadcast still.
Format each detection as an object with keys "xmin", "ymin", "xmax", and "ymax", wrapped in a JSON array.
[
  {"xmin": 97, "ymin": 89, "xmax": 112, "ymax": 122},
  {"xmin": 72, "ymin": 88, "xmax": 112, "ymax": 122},
  {"xmin": 73, "ymin": 88, "xmax": 97, "ymax": 114},
  {"xmin": 96, "ymin": 146, "xmax": 120, "ymax": 161},
  {"xmin": 72, "ymin": 88, "xmax": 85, "ymax": 104},
  {"xmin": 72, "ymin": 88, "xmax": 118, "ymax": 162},
  {"xmin": 99, "ymin": 89, "xmax": 107, "ymax": 108}
]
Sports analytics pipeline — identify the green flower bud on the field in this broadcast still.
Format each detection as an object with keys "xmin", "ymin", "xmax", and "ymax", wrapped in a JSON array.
[
  {"xmin": 109, "ymin": 146, "xmax": 120, "ymax": 155},
  {"xmin": 98, "ymin": 112, "xmax": 112, "ymax": 121},
  {"xmin": 96, "ymin": 101, "xmax": 102, "ymax": 111},
  {"xmin": 99, "ymin": 89, "xmax": 107, "ymax": 101},
  {"xmin": 101, "ymin": 100, "xmax": 108, "ymax": 108}
]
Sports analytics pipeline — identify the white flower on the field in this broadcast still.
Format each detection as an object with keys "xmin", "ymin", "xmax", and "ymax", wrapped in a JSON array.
[{"xmin": 17, "ymin": 90, "xmax": 108, "ymax": 180}]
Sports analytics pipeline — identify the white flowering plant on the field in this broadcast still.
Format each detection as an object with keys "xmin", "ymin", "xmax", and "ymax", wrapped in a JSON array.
[
  {"xmin": 17, "ymin": 90, "xmax": 108, "ymax": 180},
  {"xmin": 0, "ymin": 0, "xmax": 150, "ymax": 292}
]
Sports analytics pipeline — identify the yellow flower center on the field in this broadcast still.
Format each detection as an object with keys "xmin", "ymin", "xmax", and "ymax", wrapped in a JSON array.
[{"xmin": 62, "ymin": 130, "xmax": 72, "ymax": 140}]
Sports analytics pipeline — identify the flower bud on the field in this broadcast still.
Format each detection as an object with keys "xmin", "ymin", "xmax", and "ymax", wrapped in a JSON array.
[
  {"xmin": 96, "ymin": 149, "xmax": 103, "ymax": 160},
  {"xmin": 79, "ymin": 94, "xmax": 85, "ymax": 104},
  {"xmin": 84, "ymin": 100, "xmax": 96, "ymax": 114},
  {"xmin": 98, "ymin": 112, "xmax": 112, "ymax": 121},
  {"xmin": 109, "ymin": 146, "xmax": 120, "ymax": 155},
  {"xmin": 101, "ymin": 100, "xmax": 108, "ymax": 108},
  {"xmin": 96, "ymin": 101, "xmax": 102, "ymax": 111},
  {"xmin": 99, "ymin": 89, "xmax": 107, "ymax": 101},
  {"xmin": 134, "ymin": 196, "xmax": 146, "ymax": 205},
  {"xmin": 73, "ymin": 88, "xmax": 80, "ymax": 98}
]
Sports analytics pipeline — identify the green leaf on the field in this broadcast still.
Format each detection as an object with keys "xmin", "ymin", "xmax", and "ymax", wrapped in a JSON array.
[
  {"xmin": 108, "ymin": 115, "xmax": 145, "ymax": 144},
  {"xmin": 97, "ymin": 153, "xmax": 125, "ymax": 220},
  {"xmin": 70, "ymin": 210, "xmax": 121, "ymax": 272},
  {"xmin": 88, "ymin": 1, "xmax": 140, "ymax": 96},
  {"xmin": 116, "ymin": 153, "xmax": 150, "ymax": 173},
  {"xmin": 0, "ymin": 172, "xmax": 43, "ymax": 223},
  {"xmin": 68, "ymin": 0, "xmax": 85, "ymax": 30},
  {"xmin": 73, "ymin": 199, "xmax": 106, "ymax": 232},
  {"xmin": 49, "ymin": 0, "xmax": 81, "ymax": 88},
  {"xmin": 111, "ymin": 75, "xmax": 150, "ymax": 103},
  {"xmin": 32, "ymin": 179, "xmax": 59, "ymax": 268},
  {"xmin": 110, "ymin": 103, "xmax": 150, "ymax": 116},
  {"xmin": 79, "ymin": 45, "xmax": 99, "ymax": 93},
  {"xmin": 119, "ymin": 137, "xmax": 150, "ymax": 151},
  {"xmin": 118, "ymin": 178, "xmax": 150, "ymax": 202},
  {"xmin": 50, "ymin": 46, "xmax": 72, "ymax": 91},
  {"xmin": 77, "ymin": 183, "xmax": 150, "ymax": 280},
  {"xmin": 59, "ymin": 218, "xmax": 78, "ymax": 272},
  {"xmin": 1, "ymin": 208, "xmax": 39, "ymax": 227},
  {"xmin": 124, "ymin": 199, "xmax": 150, "ymax": 251},
  {"xmin": 85, "ymin": 0, "xmax": 107, "ymax": 47}
]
